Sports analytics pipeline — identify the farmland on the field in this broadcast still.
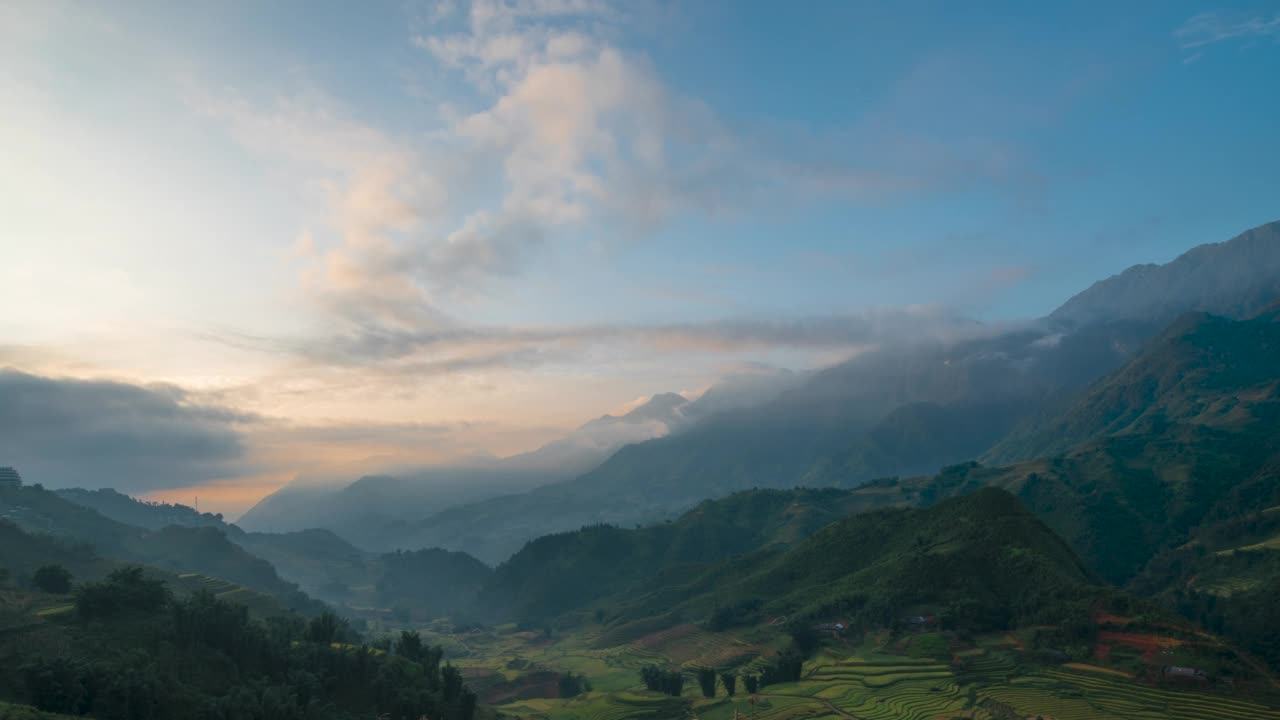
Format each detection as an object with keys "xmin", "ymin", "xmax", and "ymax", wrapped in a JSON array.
[{"xmin": 422, "ymin": 623, "xmax": 1280, "ymax": 720}]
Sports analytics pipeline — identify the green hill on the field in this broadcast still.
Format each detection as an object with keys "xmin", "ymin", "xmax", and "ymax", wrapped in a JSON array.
[
  {"xmin": 1, "ymin": 485, "xmax": 322, "ymax": 614},
  {"xmin": 986, "ymin": 308, "xmax": 1280, "ymax": 464},
  {"xmin": 0, "ymin": 558, "xmax": 478, "ymax": 720},
  {"xmin": 605, "ymin": 488, "xmax": 1102, "ymax": 634},
  {"xmin": 478, "ymin": 485, "xmax": 911, "ymax": 624},
  {"xmin": 0, "ymin": 519, "xmax": 114, "ymax": 585},
  {"xmin": 54, "ymin": 488, "xmax": 226, "ymax": 530},
  {"xmin": 54, "ymin": 484, "xmax": 495, "ymax": 620}
]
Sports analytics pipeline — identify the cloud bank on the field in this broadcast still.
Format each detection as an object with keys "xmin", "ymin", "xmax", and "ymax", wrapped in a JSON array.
[{"xmin": 0, "ymin": 368, "xmax": 253, "ymax": 493}]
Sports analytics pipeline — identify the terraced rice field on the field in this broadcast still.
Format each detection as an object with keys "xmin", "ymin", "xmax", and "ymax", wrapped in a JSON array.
[
  {"xmin": 171, "ymin": 573, "xmax": 285, "ymax": 616},
  {"xmin": 1226, "ymin": 534, "xmax": 1280, "ymax": 553},
  {"xmin": 469, "ymin": 625, "xmax": 1280, "ymax": 720},
  {"xmin": 500, "ymin": 691, "xmax": 687, "ymax": 720},
  {"xmin": 1198, "ymin": 576, "xmax": 1262, "ymax": 596},
  {"xmin": 981, "ymin": 667, "xmax": 1280, "ymax": 720}
]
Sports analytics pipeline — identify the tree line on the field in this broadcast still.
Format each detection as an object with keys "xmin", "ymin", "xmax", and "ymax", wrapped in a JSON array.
[
  {"xmin": 16, "ymin": 567, "xmax": 477, "ymax": 720},
  {"xmin": 639, "ymin": 650, "xmax": 803, "ymax": 701}
]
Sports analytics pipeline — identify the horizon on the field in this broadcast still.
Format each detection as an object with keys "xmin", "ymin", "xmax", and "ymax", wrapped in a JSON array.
[{"xmin": 4, "ymin": 0, "xmax": 1280, "ymax": 516}]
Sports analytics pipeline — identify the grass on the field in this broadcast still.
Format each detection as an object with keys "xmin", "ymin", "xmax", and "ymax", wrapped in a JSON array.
[
  {"xmin": 1222, "ymin": 534, "xmax": 1280, "ymax": 553},
  {"xmin": 32, "ymin": 605, "xmax": 73, "ymax": 617}
]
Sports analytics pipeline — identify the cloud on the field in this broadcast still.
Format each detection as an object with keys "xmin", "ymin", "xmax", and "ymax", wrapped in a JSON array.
[
  {"xmin": 265, "ymin": 304, "xmax": 992, "ymax": 372},
  {"xmin": 0, "ymin": 365, "xmax": 565, "ymax": 501},
  {"xmin": 181, "ymin": 0, "xmax": 1033, "ymax": 386},
  {"xmin": 0, "ymin": 368, "xmax": 255, "ymax": 492},
  {"xmin": 1174, "ymin": 11, "xmax": 1280, "ymax": 51}
]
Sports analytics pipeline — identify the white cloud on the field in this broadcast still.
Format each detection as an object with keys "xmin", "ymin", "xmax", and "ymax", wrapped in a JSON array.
[{"xmin": 1174, "ymin": 11, "xmax": 1280, "ymax": 51}]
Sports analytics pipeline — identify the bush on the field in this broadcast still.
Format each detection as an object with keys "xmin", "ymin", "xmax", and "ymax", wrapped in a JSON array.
[
  {"xmin": 75, "ymin": 567, "xmax": 167, "ymax": 619},
  {"xmin": 32, "ymin": 565, "xmax": 72, "ymax": 594},
  {"xmin": 558, "ymin": 671, "xmax": 591, "ymax": 698}
]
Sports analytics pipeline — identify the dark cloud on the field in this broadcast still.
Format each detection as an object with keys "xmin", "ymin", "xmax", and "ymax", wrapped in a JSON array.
[{"xmin": 0, "ymin": 368, "xmax": 255, "ymax": 492}]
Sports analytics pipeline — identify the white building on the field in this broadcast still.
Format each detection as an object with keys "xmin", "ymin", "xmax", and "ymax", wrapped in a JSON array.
[{"xmin": 0, "ymin": 467, "xmax": 22, "ymax": 488}]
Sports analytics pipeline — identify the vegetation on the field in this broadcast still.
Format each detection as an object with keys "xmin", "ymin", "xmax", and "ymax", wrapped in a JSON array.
[
  {"xmin": 696, "ymin": 667, "xmax": 716, "ymax": 698},
  {"xmin": 0, "ymin": 487, "xmax": 323, "ymax": 614},
  {"xmin": 639, "ymin": 666, "xmax": 685, "ymax": 697},
  {"xmin": 8, "ymin": 568, "xmax": 476, "ymax": 720},
  {"xmin": 31, "ymin": 566, "xmax": 71, "ymax": 595},
  {"xmin": 478, "ymin": 487, "xmax": 910, "ymax": 625},
  {"xmin": 720, "ymin": 672, "xmax": 736, "ymax": 697},
  {"xmin": 377, "ymin": 547, "xmax": 493, "ymax": 621}
]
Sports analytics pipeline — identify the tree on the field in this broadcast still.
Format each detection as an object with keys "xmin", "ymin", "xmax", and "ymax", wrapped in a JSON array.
[
  {"xmin": 697, "ymin": 667, "xmax": 716, "ymax": 698},
  {"xmin": 640, "ymin": 666, "xmax": 685, "ymax": 697},
  {"xmin": 23, "ymin": 657, "xmax": 85, "ymax": 714},
  {"xmin": 75, "ymin": 567, "xmax": 168, "ymax": 620},
  {"xmin": 721, "ymin": 672, "xmax": 736, "ymax": 697},
  {"xmin": 33, "ymin": 564, "xmax": 72, "ymax": 594},
  {"xmin": 395, "ymin": 630, "xmax": 425, "ymax": 662},
  {"xmin": 305, "ymin": 611, "xmax": 342, "ymax": 645},
  {"xmin": 743, "ymin": 674, "xmax": 759, "ymax": 694},
  {"xmin": 559, "ymin": 671, "xmax": 591, "ymax": 698},
  {"xmin": 760, "ymin": 650, "xmax": 803, "ymax": 687}
]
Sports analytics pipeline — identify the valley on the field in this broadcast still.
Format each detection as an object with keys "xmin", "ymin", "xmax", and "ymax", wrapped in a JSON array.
[{"xmin": 4, "ymin": 222, "xmax": 1280, "ymax": 718}]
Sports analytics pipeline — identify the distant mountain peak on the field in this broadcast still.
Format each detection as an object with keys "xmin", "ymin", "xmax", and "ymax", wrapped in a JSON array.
[{"xmin": 1049, "ymin": 220, "xmax": 1280, "ymax": 328}]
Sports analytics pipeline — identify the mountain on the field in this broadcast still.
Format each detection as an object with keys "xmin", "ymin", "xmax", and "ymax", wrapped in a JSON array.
[
  {"xmin": 55, "ymin": 487, "xmax": 227, "ymax": 529},
  {"xmin": 1, "ymin": 484, "xmax": 322, "ymax": 613},
  {"xmin": 235, "ymin": 391, "xmax": 699, "ymax": 542},
  {"xmin": 377, "ymin": 548, "xmax": 493, "ymax": 622},
  {"xmin": 986, "ymin": 306, "xmax": 1280, "ymax": 463},
  {"xmin": 52, "ymin": 485, "xmax": 493, "ymax": 617},
  {"xmin": 379, "ymin": 324, "xmax": 1143, "ymax": 562},
  {"xmin": 509, "ymin": 488, "xmax": 1102, "ymax": 638},
  {"xmin": 0, "ymin": 521, "xmax": 478, "ymax": 720},
  {"xmin": 0, "ymin": 518, "xmax": 115, "ymax": 584},
  {"xmin": 379, "ymin": 223, "xmax": 1280, "ymax": 564},
  {"xmin": 1050, "ymin": 220, "xmax": 1280, "ymax": 328},
  {"xmin": 477, "ymin": 484, "xmax": 913, "ymax": 623}
]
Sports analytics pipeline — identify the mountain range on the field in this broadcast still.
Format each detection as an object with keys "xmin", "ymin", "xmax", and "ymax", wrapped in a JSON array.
[
  {"xmin": 6, "ymin": 221, "xmax": 1280, "ymax": 720},
  {"xmin": 236, "ymin": 375, "xmax": 797, "ymax": 545},
  {"xmin": 317, "ymin": 221, "xmax": 1280, "ymax": 563}
]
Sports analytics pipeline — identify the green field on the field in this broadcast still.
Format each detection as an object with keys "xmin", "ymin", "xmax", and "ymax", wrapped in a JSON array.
[{"xmin": 423, "ymin": 624, "xmax": 1280, "ymax": 720}]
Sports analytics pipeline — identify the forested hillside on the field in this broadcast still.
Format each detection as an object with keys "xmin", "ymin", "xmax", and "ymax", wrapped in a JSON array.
[
  {"xmin": 479, "ymin": 485, "xmax": 911, "ymax": 623},
  {"xmin": 0, "ymin": 563, "xmax": 477, "ymax": 720}
]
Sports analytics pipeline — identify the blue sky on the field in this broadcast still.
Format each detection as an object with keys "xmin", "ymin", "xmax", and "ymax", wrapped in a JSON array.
[{"xmin": 2, "ymin": 0, "xmax": 1278, "ymax": 512}]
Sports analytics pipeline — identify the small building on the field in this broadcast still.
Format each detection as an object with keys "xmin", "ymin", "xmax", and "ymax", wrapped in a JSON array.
[
  {"xmin": 0, "ymin": 467, "xmax": 21, "ymax": 488},
  {"xmin": 1163, "ymin": 666, "xmax": 1209, "ymax": 682}
]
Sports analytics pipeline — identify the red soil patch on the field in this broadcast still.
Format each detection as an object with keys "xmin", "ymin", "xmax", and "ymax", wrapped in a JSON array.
[
  {"xmin": 1004, "ymin": 633, "xmax": 1025, "ymax": 651},
  {"xmin": 636, "ymin": 623, "xmax": 697, "ymax": 649},
  {"xmin": 1098, "ymin": 632, "xmax": 1183, "ymax": 651},
  {"xmin": 1094, "ymin": 612, "xmax": 1134, "ymax": 626}
]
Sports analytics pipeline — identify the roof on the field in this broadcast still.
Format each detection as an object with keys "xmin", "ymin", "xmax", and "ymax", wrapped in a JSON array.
[{"xmin": 0, "ymin": 467, "xmax": 21, "ymax": 485}]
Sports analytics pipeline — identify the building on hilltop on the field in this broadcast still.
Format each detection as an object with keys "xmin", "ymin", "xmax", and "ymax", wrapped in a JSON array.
[{"xmin": 0, "ymin": 467, "xmax": 21, "ymax": 488}]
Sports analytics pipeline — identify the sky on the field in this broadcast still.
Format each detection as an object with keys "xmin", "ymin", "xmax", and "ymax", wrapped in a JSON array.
[{"xmin": 2, "ymin": 0, "xmax": 1279, "ymax": 517}]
